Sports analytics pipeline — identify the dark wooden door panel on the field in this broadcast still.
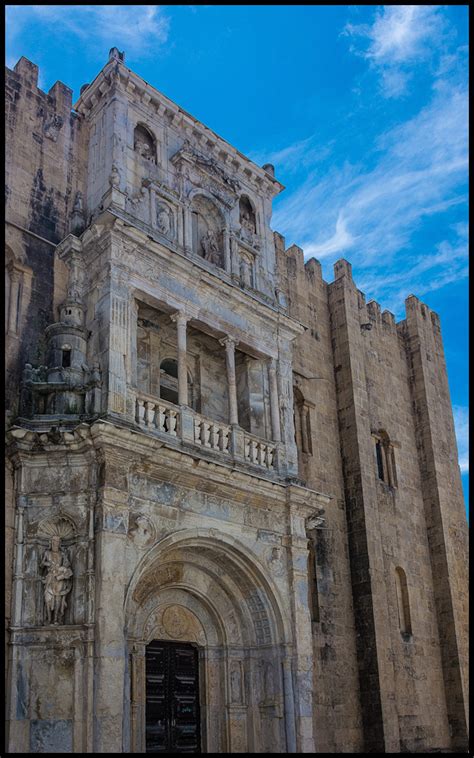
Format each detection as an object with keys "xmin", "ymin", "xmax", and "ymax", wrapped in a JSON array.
[{"xmin": 146, "ymin": 641, "xmax": 201, "ymax": 754}]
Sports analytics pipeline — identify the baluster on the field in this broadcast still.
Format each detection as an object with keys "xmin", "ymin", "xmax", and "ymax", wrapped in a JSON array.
[
  {"xmin": 251, "ymin": 440, "xmax": 259, "ymax": 464},
  {"xmin": 144, "ymin": 401, "xmax": 153, "ymax": 427},
  {"xmin": 258, "ymin": 443, "xmax": 266, "ymax": 467},
  {"xmin": 210, "ymin": 424, "xmax": 220, "ymax": 449},
  {"xmin": 219, "ymin": 428, "xmax": 229, "ymax": 452},
  {"xmin": 202, "ymin": 422, "xmax": 211, "ymax": 447},
  {"xmin": 167, "ymin": 409, "xmax": 178, "ymax": 436},
  {"xmin": 194, "ymin": 418, "xmax": 202, "ymax": 444},
  {"xmin": 136, "ymin": 399, "xmax": 145, "ymax": 425},
  {"xmin": 267, "ymin": 447, "xmax": 274, "ymax": 469},
  {"xmin": 157, "ymin": 404, "xmax": 166, "ymax": 432},
  {"xmin": 244, "ymin": 437, "xmax": 251, "ymax": 461}
]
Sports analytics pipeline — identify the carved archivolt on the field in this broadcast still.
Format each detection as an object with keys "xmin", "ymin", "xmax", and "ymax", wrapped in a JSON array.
[{"xmin": 144, "ymin": 603, "xmax": 206, "ymax": 645}]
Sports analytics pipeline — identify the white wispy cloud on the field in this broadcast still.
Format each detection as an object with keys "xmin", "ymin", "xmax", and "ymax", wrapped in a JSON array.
[
  {"xmin": 453, "ymin": 406, "xmax": 469, "ymax": 474},
  {"xmin": 272, "ymin": 82, "xmax": 467, "ymax": 272},
  {"xmin": 249, "ymin": 136, "xmax": 334, "ymax": 175},
  {"xmin": 343, "ymin": 5, "xmax": 449, "ymax": 97},
  {"xmin": 6, "ymin": 5, "xmax": 170, "ymax": 61}
]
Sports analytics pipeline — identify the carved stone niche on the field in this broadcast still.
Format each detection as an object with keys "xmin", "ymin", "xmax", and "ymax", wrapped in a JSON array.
[
  {"xmin": 239, "ymin": 249, "xmax": 255, "ymax": 289},
  {"xmin": 190, "ymin": 194, "xmax": 225, "ymax": 267},
  {"xmin": 155, "ymin": 200, "xmax": 176, "ymax": 241},
  {"xmin": 134, "ymin": 123, "xmax": 157, "ymax": 164},
  {"xmin": 27, "ymin": 514, "xmax": 85, "ymax": 627}
]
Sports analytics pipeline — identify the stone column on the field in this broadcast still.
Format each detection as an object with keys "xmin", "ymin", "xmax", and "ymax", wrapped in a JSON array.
[
  {"xmin": 268, "ymin": 358, "xmax": 281, "ymax": 442},
  {"xmin": 170, "ymin": 311, "xmax": 188, "ymax": 406},
  {"xmin": 183, "ymin": 205, "xmax": 193, "ymax": 253},
  {"xmin": 220, "ymin": 337, "xmax": 239, "ymax": 425},
  {"xmin": 92, "ymin": 445, "xmax": 134, "ymax": 753},
  {"xmin": 223, "ymin": 228, "xmax": 231, "ymax": 273},
  {"xmin": 7, "ymin": 268, "xmax": 21, "ymax": 334}
]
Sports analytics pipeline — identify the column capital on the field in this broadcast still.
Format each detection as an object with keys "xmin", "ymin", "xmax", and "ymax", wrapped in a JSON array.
[
  {"xmin": 219, "ymin": 335, "xmax": 239, "ymax": 350},
  {"xmin": 170, "ymin": 309, "xmax": 189, "ymax": 326}
]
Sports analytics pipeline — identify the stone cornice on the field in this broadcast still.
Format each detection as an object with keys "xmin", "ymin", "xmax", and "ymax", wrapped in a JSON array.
[{"xmin": 73, "ymin": 60, "xmax": 284, "ymax": 198}]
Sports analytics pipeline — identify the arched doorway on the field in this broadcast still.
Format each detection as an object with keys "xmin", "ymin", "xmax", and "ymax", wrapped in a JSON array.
[{"xmin": 125, "ymin": 531, "xmax": 294, "ymax": 753}]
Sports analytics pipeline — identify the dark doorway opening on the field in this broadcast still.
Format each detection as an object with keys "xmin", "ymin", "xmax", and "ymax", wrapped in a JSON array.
[{"xmin": 146, "ymin": 640, "xmax": 201, "ymax": 753}]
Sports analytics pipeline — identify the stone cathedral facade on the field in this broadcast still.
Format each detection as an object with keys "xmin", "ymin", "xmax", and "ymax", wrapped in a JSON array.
[{"xmin": 5, "ymin": 50, "xmax": 468, "ymax": 754}]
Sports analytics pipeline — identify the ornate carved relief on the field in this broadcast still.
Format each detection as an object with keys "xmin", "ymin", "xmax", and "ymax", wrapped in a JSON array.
[
  {"xmin": 143, "ymin": 604, "xmax": 206, "ymax": 645},
  {"xmin": 265, "ymin": 546, "xmax": 286, "ymax": 577},
  {"xmin": 156, "ymin": 202, "xmax": 175, "ymax": 240},
  {"xmin": 41, "ymin": 536, "xmax": 73, "ymax": 625},
  {"xmin": 128, "ymin": 514, "xmax": 156, "ymax": 548}
]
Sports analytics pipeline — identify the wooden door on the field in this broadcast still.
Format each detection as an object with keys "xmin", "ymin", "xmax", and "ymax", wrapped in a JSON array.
[{"xmin": 146, "ymin": 640, "xmax": 201, "ymax": 753}]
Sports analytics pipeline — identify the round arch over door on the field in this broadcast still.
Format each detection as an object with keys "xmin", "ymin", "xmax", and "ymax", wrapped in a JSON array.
[{"xmin": 125, "ymin": 530, "xmax": 296, "ymax": 753}]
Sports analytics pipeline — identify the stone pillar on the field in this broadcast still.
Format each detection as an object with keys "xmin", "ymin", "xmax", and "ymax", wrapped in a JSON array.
[
  {"xmin": 92, "ymin": 444, "xmax": 134, "ymax": 753},
  {"xmin": 277, "ymin": 345, "xmax": 298, "ymax": 476},
  {"xmin": 183, "ymin": 205, "xmax": 193, "ymax": 254},
  {"xmin": 268, "ymin": 358, "xmax": 281, "ymax": 442},
  {"xmin": 223, "ymin": 228, "xmax": 231, "ymax": 273},
  {"xmin": 220, "ymin": 336, "xmax": 239, "ymax": 425},
  {"xmin": 7, "ymin": 267, "xmax": 21, "ymax": 334},
  {"xmin": 170, "ymin": 311, "xmax": 188, "ymax": 406},
  {"xmin": 282, "ymin": 656, "xmax": 297, "ymax": 752}
]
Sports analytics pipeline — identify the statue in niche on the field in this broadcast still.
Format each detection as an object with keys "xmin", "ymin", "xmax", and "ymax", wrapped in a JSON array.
[
  {"xmin": 135, "ymin": 138, "xmax": 152, "ymax": 160},
  {"xmin": 156, "ymin": 204, "xmax": 172, "ymax": 237},
  {"xmin": 200, "ymin": 229, "xmax": 221, "ymax": 265},
  {"xmin": 41, "ymin": 535, "xmax": 73, "ymax": 625},
  {"xmin": 239, "ymin": 196, "xmax": 256, "ymax": 235},
  {"xmin": 240, "ymin": 208, "xmax": 254, "ymax": 232}
]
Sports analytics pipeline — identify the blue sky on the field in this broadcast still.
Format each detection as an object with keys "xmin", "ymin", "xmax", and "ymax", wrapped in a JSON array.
[{"xmin": 6, "ymin": 5, "xmax": 468, "ymax": 513}]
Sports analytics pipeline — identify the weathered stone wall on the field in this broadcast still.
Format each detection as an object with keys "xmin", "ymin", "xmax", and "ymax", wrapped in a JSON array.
[
  {"xmin": 5, "ymin": 58, "xmax": 87, "ymax": 418},
  {"xmin": 275, "ymin": 237, "xmax": 363, "ymax": 752},
  {"xmin": 404, "ymin": 297, "xmax": 469, "ymax": 749},
  {"xmin": 325, "ymin": 259, "xmax": 464, "ymax": 751}
]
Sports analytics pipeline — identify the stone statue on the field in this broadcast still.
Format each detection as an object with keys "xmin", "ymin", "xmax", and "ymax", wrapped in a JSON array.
[
  {"xmin": 156, "ymin": 205, "xmax": 171, "ymax": 236},
  {"xmin": 73, "ymin": 191, "xmax": 83, "ymax": 212},
  {"xmin": 240, "ymin": 207, "xmax": 254, "ymax": 233},
  {"xmin": 200, "ymin": 229, "xmax": 221, "ymax": 265},
  {"xmin": 109, "ymin": 164, "xmax": 121, "ymax": 187},
  {"xmin": 135, "ymin": 138, "xmax": 152, "ymax": 160},
  {"xmin": 41, "ymin": 535, "xmax": 73, "ymax": 625}
]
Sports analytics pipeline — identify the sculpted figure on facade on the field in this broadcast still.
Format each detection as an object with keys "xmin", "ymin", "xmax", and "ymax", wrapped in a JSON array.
[
  {"xmin": 41, "ymin": 535, "xmax": 73, "ymax": 625},
  {"xmin": 156, "ymin": 203, "xmax": 173, "ymax": 238},
  {"xmin": 200, "ymin": 229, "xmax": 221, "ymax": 265}
]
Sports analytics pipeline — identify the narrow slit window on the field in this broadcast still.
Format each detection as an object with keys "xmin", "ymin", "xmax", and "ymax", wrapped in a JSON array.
[
  {"xmin": 395, "ymin": 567, "xmax": 412, "ymax": 637},
  {"xmin": 308, "ymin": 540, "xmax": 320, "ymax": 623},
  {"xmin": 375, "ymin": 439, "xmax": 384, "ymax": 480}
]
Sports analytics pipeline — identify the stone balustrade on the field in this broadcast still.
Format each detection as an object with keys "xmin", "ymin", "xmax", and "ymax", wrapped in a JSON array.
[
  {"xmin": 243, "ymin": 432, "xmax": 276, "ymax": 470},
  {"xmin": 135, "ymin": 393, "xmax": 278, "ymax": 472},
  {"xmin": 193, "ymin": 415, "xmax": 231, "ymax": 453},
  {"xmin": 136, "ymin": 396, "xmax": 179, "ymax": 436}
]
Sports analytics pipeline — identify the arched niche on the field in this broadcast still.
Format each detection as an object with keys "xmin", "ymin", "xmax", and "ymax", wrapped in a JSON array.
[
  {"xmin": 134, "ymin": 123, "xmax": 157, "ymax": 163},
  {"xmin": 125, "ymin": 529, "xmax": 293, "ymax": 753},
  {"xmin": 239, "ymin": 195, "xmax": 257, "ymax": 234},
  {"xmin": 190, "ymin": 194, "xmax": 225, "ymax": 268}
]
